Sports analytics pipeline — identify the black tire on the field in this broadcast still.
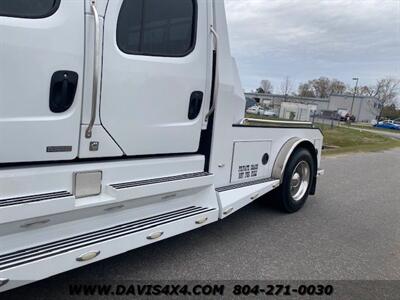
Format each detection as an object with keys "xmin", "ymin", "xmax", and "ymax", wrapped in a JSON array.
[{"xmin": 275, "ymin": 148, "xmax": 315, "ymax": 213}]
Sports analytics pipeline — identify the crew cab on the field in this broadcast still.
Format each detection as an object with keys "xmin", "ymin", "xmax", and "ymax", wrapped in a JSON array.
[{"xmin": 0, "ymin": 0, "xmax": 323, "ymax": 292}]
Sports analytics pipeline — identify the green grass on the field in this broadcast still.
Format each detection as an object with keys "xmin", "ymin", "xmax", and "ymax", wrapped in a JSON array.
[{"xmin": 318, "ymin": 125, "xmax": 400, "ymax": 155}]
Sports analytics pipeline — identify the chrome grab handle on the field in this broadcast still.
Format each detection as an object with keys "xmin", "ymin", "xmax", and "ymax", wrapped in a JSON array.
[
  {"xmin": 239, "ymin": 118, "xmax": 313, "ymax": 126},
  {"xmin": 85, "ymin": 0, "xmax": 101, "ymax": 139},
  {"xmin": 205, "ymin": 26, "xmax": 219, "ymax": 122}
]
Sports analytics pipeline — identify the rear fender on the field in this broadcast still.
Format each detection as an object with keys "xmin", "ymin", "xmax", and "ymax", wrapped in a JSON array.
[{"xmin": 272, "ymin": 138, "xmax": 318, "ymax": 191}]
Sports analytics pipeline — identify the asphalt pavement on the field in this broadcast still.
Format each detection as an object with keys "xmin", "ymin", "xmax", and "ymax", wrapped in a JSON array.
[{"xmin": 2, "ymin": 148, "xmax": 400, "ymax": 299}]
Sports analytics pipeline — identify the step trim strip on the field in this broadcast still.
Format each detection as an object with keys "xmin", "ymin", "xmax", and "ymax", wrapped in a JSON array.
[
  {"xmin": 0, "ymin": 206, "xmax": 201, "ymax": 262},
  {"xmin": 0, "ymin": 191, "xmax": 73, "ymax": 208},
  {"xmin": 110, "ymin": 172, "xmax": 212, "ymax": 190},
  {"xmin": 0, "ymin": 206, "xmax": 215, "ymax": 271},
  {"xmin": 216, "ymin": 178, "xmax": 277, "ymax": 193}
]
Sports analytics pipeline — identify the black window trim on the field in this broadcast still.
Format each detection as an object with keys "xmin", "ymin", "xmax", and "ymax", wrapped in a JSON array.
[
  {"xmin": 116, "ymin": 0, "xmax": 198, "ymax": 58},
  {"xmin": 0, "ymin": 0, "xmax": 61, "ymax": 19}
]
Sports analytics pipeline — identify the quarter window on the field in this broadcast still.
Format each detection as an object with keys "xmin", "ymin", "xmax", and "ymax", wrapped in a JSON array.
[
  {"xmin": 117, "ymin": 0, "xmax": 197, "ymax": 57},
  {"xmin": 0, "ymin": 0, "xmax": 60, "ymax": 18}
]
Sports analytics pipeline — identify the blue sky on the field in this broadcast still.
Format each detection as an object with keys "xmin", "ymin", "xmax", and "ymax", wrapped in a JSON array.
[{"xmin": 225, "ymin": 0, "xmax": 400, "ymax": 93}]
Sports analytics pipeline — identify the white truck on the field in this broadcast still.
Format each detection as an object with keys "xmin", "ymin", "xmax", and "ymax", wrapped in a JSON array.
[{"xmin": 0, "ymin": 0, "xmax": 324, "ymax": 292}]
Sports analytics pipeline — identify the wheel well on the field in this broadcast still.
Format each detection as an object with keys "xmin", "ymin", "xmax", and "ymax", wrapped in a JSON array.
[
  {"xmin": 295, "ymin": 141, "xmax": 318, "ymax": 170},
  {"xmin": 272, "ymin": 139, "xmax": 318, "ymax": 183}
]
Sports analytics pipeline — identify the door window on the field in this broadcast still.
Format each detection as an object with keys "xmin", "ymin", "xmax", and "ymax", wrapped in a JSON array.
[
  {"xmin": 117, "ymin": 0, "xmax": 196, "ymax": 57},
  {"xmin": 0, "ymin": 0, "xmax": 60, "ymax": 18}
]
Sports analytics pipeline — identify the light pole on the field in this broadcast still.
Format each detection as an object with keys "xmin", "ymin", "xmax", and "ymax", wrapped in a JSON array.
[{"xmin": 350, "ymin": 77, "xmax": 359, "ymax": 117}]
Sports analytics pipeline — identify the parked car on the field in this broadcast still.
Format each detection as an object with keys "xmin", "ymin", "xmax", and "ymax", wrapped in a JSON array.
[
  {"xmin": 340, "ymin": 113, "xmax": 356, "ymax": 122},
  {"xmin": 337, "ymin": 109, "xmax": 349, "ymax": 120},
  {"xmin": 246, "ymin": 105, "xmax": 261, "ymax": 115},
  {"xmin": 263, "ymin": 110, "xmax": 278, "ymax": 117},
  {"xmin": 245, "ymin": 97, "xmax": 257, "ymax": 110},
  {"xmin": 374, "ymin": 120, "xmax": 400, "ymax": 130}
]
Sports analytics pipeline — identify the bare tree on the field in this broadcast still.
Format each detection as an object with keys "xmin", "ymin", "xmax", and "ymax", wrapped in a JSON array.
[
  {"xmin": 359, "ymin": 85, "xmax": 375, "ymax": 97},
  {"xmin": 260, "ymin": 80, "xmax": 273, "ymax": 94},
  {"xmin": 298, "ymin": 83, "xmax": 316, "ymax": 97},
  {"xmin": 330, "ymin": 79, "xmax": 347, "ymax": 95},
  {"xmin": 310, "ymin": 77, "xmax": 331, "ymax": 98},
  {"xmin": 381, "ymin": 104, "xmax": 400, "ymax": 119},
  {"xmin": 280, "ymin": 76, "xmax": 293, "ymax": 96},
  {"xmin": 297, "ymin": 77, "xmax": 347, "ymax": 98},
  {"xmin": 372, "ymin": 78, "xmax": 400, "ymax": 120}
]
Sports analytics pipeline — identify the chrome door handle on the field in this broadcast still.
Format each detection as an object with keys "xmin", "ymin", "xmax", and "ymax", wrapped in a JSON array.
[{"xmin": 85, "ymin": 0, "xmax": 100, "ymax": 139}]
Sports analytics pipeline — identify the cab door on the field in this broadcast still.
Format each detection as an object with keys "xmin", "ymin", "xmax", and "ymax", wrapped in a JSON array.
[
  {"xmin": 100, "ymin": 0, "xmax": 211, "ymax": 156},
  {"xmin": 0, "ymin": 0, "xmax": 85, "ymax": 163}
]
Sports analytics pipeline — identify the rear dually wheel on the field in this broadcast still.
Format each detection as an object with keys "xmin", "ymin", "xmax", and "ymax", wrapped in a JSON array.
[{"xmin": 276, "ymin": 148, "xmax": 315, "ymax": 213}]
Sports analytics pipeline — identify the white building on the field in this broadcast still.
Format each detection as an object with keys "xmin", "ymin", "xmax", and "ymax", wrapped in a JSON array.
[{"xmin": 279, "ymin": 102, "xmax": 312, "ymax": 121}]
